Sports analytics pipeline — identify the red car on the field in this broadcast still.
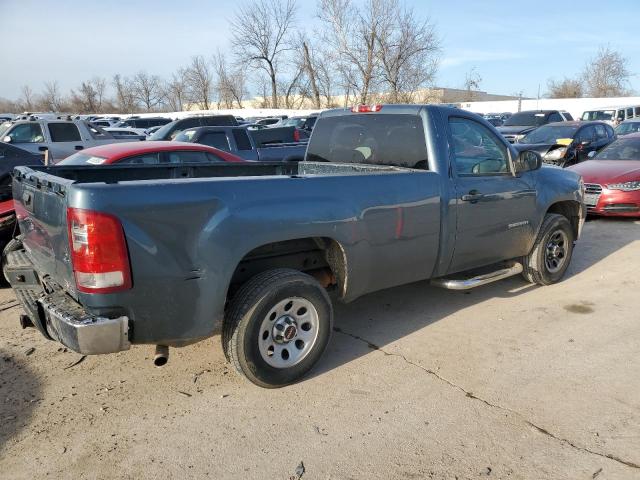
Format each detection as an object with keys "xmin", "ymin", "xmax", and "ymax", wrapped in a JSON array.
[
  {"xmin": 57, "ymin": 141, "xmax": 245, "ymax": 166},
  {"xmin": 569, "ymin": 133, "xmax": 640, "ymax": 217}
]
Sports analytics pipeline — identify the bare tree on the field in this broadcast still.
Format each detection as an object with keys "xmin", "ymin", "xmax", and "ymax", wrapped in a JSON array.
[
  {"xmin": 70, "ymin": 77, "xmax": 107, "ymax": 113},
  {"xmin": 581, "ymin": 45, "xmax": 631, "ymax": 97},
  {"xmin": 463, "ymin": 67, "xmax": 482, "ymax": 101},
  {"xmin": 19, "ymin": 85, "xmax": 35, "ymax": 111},
  {"xmin": 213, "ymin": 51, "xmax": 247, "ymax": 109},
  {"xmin": 113, "ymin": 74, "xmax": 138, "ymax": 113},
  {"xmin": 231, "ymin": 0, "xmax": 297, "ymax": 108},
  {"xmin": 278, "ymin": 65, "xmax": 305, "ymax": 108},
  {"xmin": 184, "ymin": 55, "xmax": 214, "ymax": 110},
  {"xmin": 163, "ymin": 69, "xmax": 189, "ymax": 112},
  {"xmin": 41, "ymin": 81, "xmax": 67, "ymax": 111},
  {"xmin": 376, "ymin": 3, "xmax": 440, "ymax": 103},
  {"xmin": 131, "ymin": 72, "xmax": 163, "ymax": 111},
  {"xmin": 318, "ymin": 0, "xmax": 394, "ymax": 105},
  {"xmin": 546, "ymin": 77, "xmax": 583, "ymax": 98}
]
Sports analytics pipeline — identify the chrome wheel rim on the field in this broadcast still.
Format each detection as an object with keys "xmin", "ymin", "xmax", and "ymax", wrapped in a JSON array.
[
  {"xmin": 545, "ymin": 229, "xmax": 569, "ymax": 273},
  {"xmin": 258, "ymin": 297, "xmax": 320, "ymax": 368}
]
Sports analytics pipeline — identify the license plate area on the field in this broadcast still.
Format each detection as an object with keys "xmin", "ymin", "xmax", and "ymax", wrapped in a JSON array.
[{"xmin": 584, "ymin": 193, "xmax": 600, "ymax": 208}]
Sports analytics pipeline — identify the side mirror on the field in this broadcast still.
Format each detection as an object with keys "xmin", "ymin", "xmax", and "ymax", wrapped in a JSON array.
[
  {"xmin": 2, "ymin": 136, "xmax": 11, "ymax": 143},
  {"xmin": 587, "ymin": 150, "xmax": 597, "ymax": 159},
  {"xmin": 514, "ymin": 150, "xmax": 542, "ymax": 173}
]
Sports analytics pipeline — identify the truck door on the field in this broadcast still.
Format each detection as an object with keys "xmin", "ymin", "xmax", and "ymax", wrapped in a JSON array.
[
  {"xmin": 47, "ymin": 122, "xmax": 84, "ymax": 161},
  {"xmin": 447, "ymin": 115, "xmax": 538, "ymax": 273},
  {"xmin": 2, "ymin": 122, "xmax": 46, "ymax": 157}
]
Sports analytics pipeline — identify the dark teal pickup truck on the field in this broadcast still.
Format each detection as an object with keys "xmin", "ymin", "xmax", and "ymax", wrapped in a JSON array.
[{"xmin": 5, "ymin": 105, "xmax": 585, "ymax": 387}]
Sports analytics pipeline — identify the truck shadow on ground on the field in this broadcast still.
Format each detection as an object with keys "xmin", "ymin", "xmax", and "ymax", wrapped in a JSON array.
[
  {"xmin": 0, "ymin": 348, "xmax": 41, "ymax": 454},
  {"xmin": 309, "ymin": 217, "xmax": 639, "ymax": 380}
]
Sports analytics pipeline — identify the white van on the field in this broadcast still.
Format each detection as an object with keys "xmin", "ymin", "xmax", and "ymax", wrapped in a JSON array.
[{"xmin": 581, "ymin": 106, "xmax": 640, "ymax": 126}]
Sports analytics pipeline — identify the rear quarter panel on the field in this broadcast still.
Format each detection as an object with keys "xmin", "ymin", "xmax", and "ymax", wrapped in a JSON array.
[{"xmin": 73, "ymin": 171, "xmax": 442, "ymax": 345}]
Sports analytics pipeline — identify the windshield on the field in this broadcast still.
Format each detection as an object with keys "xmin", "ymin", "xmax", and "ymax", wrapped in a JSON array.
[
  {"xmin": 503, "ymin": 112, "xmax": 548, "ymax": 127},
  {"xmin": 615, "ymin": 122, "xmax": 640, "ymax": 136},
  {"xmin": 57, "ymin": 152, "xmax": 108, "ymax": 165},
  {"xmin": 581, "ymin": 110, "xmax": 614, "ymax": 121},
  {"xmin": 149, "ymin": 120, "xmax": 178, "ymax": 140},
  {"xmin": 174, "ymin": 129, "xmax": 196, "ymax": 142},
  {"xmin": 595, "ymin": 137, "xmax": 640, "ymax": 160},
  {"xmin": 306, "ymin": 113, "xmax": 427, "ymax": 168},
  {"xmin": 520, "ymin": 125, "xmax": 579, "ymax": 144},
  {"xmin": 282, "ymin": 118, "xmax": 305, "ymax": 128},
  {"xmin": 0, "ymin": 122, "xmax": 12, "ymax": 138}
]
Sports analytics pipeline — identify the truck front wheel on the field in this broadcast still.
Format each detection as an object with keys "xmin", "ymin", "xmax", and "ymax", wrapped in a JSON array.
[
  {"xmin": 223, "ymin": 269, "xmax": 333, "ymax": 388},
  {"xmin": 522, "ymin": 213, "xmax": 575, "ymax": 285}
]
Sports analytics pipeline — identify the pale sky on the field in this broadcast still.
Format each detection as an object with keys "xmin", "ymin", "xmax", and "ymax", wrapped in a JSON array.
[{"xmin": 1, "ymin": 0, "xmax": 638, "ymax": 100}]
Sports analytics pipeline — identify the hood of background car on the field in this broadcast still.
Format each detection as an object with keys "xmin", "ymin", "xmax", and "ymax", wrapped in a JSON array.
[
  {"xmin": 512, "ymin": 143, "xmax": 554, "ymax": 155},
  {"xmin": 496, "ymin": 125, "xmax": 536, "ymax": 135},
  {"xmin": 568, "ymin": 160, "xmax": 640, "ymax": 184}
]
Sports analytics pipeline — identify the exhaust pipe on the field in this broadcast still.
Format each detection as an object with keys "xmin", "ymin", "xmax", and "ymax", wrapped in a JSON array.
[{"xmin": 153, "ymin": 345, "xmax": 169, "ymax": 367}]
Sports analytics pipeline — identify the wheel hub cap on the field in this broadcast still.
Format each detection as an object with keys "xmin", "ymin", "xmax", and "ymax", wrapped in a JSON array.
[
  {"xmin": 258, "ymin": 297, "xmax": 320, "ymax": 369},
  {"xmin": 273, "ymin": 316, "xmax": 298, "ymax": 344}
]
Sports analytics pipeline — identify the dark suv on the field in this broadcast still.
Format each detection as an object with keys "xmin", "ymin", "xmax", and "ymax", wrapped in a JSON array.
[
  {"xmin": 115, "ymin": 117, "xmax": 173, "ymax": 129},
  {"xmin": 149, "ymin": 115, "xmax": 239, "ymax": 141},
  {"xmin": 497, "ymin": 110, "xmax": 568, "ymax": 143}
]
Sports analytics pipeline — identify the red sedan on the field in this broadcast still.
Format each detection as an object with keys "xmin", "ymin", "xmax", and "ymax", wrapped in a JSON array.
[
  {"xmin": 569, "ymin": 133, "xmax": 640, "ymax": 217},
  {"xmin": 57, "ymin": 141, "xmax": 245, "ymax": 166}
]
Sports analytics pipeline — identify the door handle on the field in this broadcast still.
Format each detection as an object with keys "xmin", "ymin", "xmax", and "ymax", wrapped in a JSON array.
[
  {"xmin": 461, "ymin": 190, "xmax": 484, "ymax": 202},
  {"xmin": 38, "ymin": 146, "xmax": 48, "ymax": 152},
  {"xmin": 74, "ymin": 145, "xmax": 84, "ymax": 151}
]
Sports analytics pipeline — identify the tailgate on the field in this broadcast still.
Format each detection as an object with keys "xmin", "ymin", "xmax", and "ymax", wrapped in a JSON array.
[{"xmin": 12, "ymin": 166, "xmax": 76, "ymax": 293}]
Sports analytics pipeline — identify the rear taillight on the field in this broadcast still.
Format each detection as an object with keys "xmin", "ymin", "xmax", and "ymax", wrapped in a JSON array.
[
  {"xmin": 351, "ymin": 104, "xmax": 383, "ymax": 113},
  {"xmin": 67, "ymin": 207, "xmax": 132, "ymax": 294},
  {"xmin": 293, "ymin": 129, "xmax": 300, "ymax": 142}
]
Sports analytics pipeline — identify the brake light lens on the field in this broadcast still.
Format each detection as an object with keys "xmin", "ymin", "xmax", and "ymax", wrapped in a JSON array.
[
  {"xmin": 67, "ymin": 208, "xmax": 132, "ymax": 293},
  {"xmin": 293, "ymin": 129, "xmax": 300, "ymax": 142},
  {"xmin": 351, "ymin": 104, "xmax": 383, "ymax": 113}
]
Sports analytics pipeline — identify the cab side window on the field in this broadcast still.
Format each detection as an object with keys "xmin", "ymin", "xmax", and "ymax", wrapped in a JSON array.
[
  {"xmin": 48, "ymin": 123, "xmax": 81, "ymax": 142},
  {"xmin": 548, "ymin": 113, "xmax": 563, "ymax": 123},
  {"xmin": 577, "ymin": 126, "xmax": 596, "ymax": 143},
  {"xmin": 594, "ymin": 124, "xmax": 608, "ymax": 140},
  {"xmin": 7, "ymin": 123, "xmax": 44, "ymax": 143},
  {"xmin": 449, "ymin": 117, "xmax": 509, "ymax": 175}
]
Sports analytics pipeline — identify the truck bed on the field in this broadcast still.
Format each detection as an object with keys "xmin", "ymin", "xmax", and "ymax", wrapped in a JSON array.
[{"xmin": 15, "ymin": 161, "xmax": 410, "ymax": 184}]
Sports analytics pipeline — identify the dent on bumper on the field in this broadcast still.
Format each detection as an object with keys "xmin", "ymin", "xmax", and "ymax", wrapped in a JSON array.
[{"xmin": 39, "ymin": 294, "xmax": 131, "ymax": 355}]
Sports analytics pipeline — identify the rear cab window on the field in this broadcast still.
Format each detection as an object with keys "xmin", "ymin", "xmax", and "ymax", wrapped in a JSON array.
[
  {"xmin": 199, "ymin": 132, "xmax": 230, "ymax": 151},
  {"xmin": 306, "ymin": 113, "xmax": 428, "ymax": 169}
]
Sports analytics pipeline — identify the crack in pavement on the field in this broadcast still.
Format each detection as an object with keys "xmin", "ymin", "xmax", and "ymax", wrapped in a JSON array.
[{"xmin": 333, "ymin": 326, "xmax": 640, "ymax": 471}]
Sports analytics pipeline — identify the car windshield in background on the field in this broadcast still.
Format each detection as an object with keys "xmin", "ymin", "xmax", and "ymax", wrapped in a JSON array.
[
  {"xmin": 582, "ymin": 110, "xmax": 614, "ymax": 121},
  {"xmin": 520, "ymin": 125, "xmax": 579, "ymax": 144},
  {"xmin": 175, "ymin": 130, "xmax": 196, "ymax": 142},
  {"xmin": 503, "ymin": 112, "xmax": 547, "ymax": 127},
  {"xmin": 615, "ymin": 122, "xmax": 640, "ymax": 136},
  {"xmin": 306, "ymin": 113, "xmax": 427, "ymax": 168},
  {"xmin": 282, "ymin": 118, "xmax": 305, "ymax": 127},
  {"xmin": 57, "ymin": 152, "xmax": 108, "ymax": 165},
  {"xmin": 0, "ymin": 122, "xmax": 12, "ymax": 138},
  {"xmin": 148, "ymin": 121, "xmax": 176, "ymax": 140},
  {"xmin": 595, "ymin": 137, "xmax": 640, "ymax": 160}
]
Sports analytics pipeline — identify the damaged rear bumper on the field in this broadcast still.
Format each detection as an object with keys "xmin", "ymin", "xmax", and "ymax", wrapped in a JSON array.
[{"xmin": 4, "ymin": 247, "xmax": 130, "ymax": 355}]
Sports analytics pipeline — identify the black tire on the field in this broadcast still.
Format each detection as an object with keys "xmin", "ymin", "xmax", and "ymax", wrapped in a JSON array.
[
  {"xmin": 223, "ymin": 268, "xmax": 333, "ymax": 388},
  {"xmin": 522, "ymin": 213, "xmax": 574, "ymax": 285}
]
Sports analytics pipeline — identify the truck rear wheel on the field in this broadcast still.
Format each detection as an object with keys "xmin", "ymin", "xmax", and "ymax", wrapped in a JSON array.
[
  {"xmin": 522, "ymin": 213, "xmax": 574, "ymax": 285},
  {"xmin": 223, "ymin": 268, "xmax": 333, "ymax": 388}
]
